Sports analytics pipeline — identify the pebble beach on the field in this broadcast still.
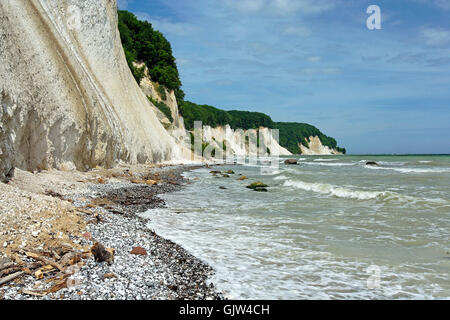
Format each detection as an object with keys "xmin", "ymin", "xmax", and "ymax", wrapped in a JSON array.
[{"xmin": 0, "ymin": 164, "xmax": 223, "ymax": 300}]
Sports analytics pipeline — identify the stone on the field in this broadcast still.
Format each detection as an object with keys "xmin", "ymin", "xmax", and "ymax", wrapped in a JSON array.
[
  {"xmin": 284, "ymin": 159, "xmax": 298, "ymax": 165},
  {"xmin": 130, "ymin": 246, "xmax": 147, "ymax": 256},
  {"xmin": 145, "ymin": 180, "xmax": 158, "ymax": 185},
  {"xmin": 246, "ymin": 182, "xmax": 269, "ymax": 190},
  {"xmin": 91, "ymin": 242, "xmax": 114, "ymax": 265}
]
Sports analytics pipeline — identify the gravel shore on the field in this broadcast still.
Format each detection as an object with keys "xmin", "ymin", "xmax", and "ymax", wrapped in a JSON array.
[{"xmin": 0, "ymin": 164, "xmax": 223, "ymax": 300}]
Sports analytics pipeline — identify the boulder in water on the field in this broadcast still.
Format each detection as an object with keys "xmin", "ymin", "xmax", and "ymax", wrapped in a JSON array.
[
  {"xmin": 246, "ymin": 182, "xmax": 269, "ymax": 192},
  {"xmin": 366, "ymin": 161, "xmax": 378, "ymax": 166},
  {"xmin": 284, "ymin": 159, "xmax": 298, "ymax": 165}
]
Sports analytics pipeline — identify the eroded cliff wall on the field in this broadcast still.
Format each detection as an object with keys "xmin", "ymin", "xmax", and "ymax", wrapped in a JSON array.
[
  {"xmin": 300, "ymin": 136, "xmax": 343, "ymax": 155},
  {"xmin": 0, "ymin": 0, "xmax": 178, "ymax": 181}
]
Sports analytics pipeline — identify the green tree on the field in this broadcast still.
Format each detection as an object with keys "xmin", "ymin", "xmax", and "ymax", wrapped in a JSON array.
[{"xmin": 118, "ymin": 10, "xmax": 185, "ymax": 103}]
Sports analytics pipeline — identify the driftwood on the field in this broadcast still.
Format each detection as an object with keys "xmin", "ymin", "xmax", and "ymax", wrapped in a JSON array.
[
  {"xmin": 76, "ymin": 208, "xmax": 94, "ymax": 215},
  {"xmin": 0, "ymin": 265, "xmax": 22, "ymax": 278},
  {"xmin": 0, "ymin": 271, "xmax": 24, "ymax": 286},
  {"xmin": 25, "ymin": 252, "xmax": 65, "ymax": 272},
  {"xmin": 21, "ymin": 290, "xmax": 46, "ymax": 297},
  {"xmin": 0, "ymin": 262, "xmax": 15, "ymax": 272}
]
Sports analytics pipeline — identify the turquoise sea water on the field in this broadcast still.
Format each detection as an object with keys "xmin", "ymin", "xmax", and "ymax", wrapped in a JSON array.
[{"xmin": 141, "ymin": 155, "xmax": 450, "ymax": 299}]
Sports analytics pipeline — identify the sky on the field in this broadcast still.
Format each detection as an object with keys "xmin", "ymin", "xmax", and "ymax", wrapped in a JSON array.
[{"xmin": 118, "ymin": 0, "xmax": 450, "ymax": 154}]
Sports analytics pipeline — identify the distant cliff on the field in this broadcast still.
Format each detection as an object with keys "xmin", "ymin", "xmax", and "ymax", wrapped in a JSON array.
[
  {"xmin": 275, "ymin": 122, "xmax": 346, "ymax": 155},
  {"xmin": 0, "ymin": 0, "xmax": 178, "ymax": 181},
  {"xmin": 117, "ymin": 10, "xmax": 345, "ymax": 157}
]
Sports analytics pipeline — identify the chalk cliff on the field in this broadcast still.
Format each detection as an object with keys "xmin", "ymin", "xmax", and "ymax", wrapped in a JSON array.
[
  {"xmin": 300, "ymin": 136, "xmax": 343, "ymax": 155},
  {"xmin": 0, "ymin": 0, "xmax": 178, "ymax": 181}
]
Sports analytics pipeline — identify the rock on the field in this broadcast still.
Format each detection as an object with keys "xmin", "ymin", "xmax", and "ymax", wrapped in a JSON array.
[
  {"xmin": 103, "ymin": 273, "xmax": 117, "ymax": 279},
  {"xmin": 284, "ymin": 159, "xmax": 298, "ymax": 165},
  {"xmin": 0, "ymin": 95, "xmax": 15, "ymax": 183},
  {"xmin": 167, "ymin": 284, "xmax": 178, "ymax": 291},
  {"xmin": 83, "ymin": 232, "xmax": 92, "ymax": 240},
  {"xmin": 145, "ymin": 179, "xmax": 158, "ymax": 185},
  {"xmin": 0, "ymin": 0, "xmax": 176, "ymax": 175},
  {"xmin": 225, "ymin": 170, "xmax": 235, "ymax": 174},
  {"xmin": 366, "ymin": 161, "xmax": 378, "ymax": 166},
  {"xmin": 130, "ymin": 247, "xmax": 147, "ymax": 256},
  {"xmin": 222, "ymin": 174, "xmax": 230, "ymax": 178},
  {"xmin": 219, "ymin": 186, "xmax": 227, "ymax": 190},
  {"xmin": 246, "ymin": 182, "xmax": 269, "ymax": 190},
  {"xmin": 237, "ymin": 176, "xmax": 248, "ymax": 181},
  {"xmin": 91, "ymin": 242, "xmax": 114, "ymax": 265},
  {"xmin": 34, "ymin": 270, "xmax": 44, "ymax": 280},
  {"xmin": 210, "ymin": 171, "xmax": 221, "ymax": 175},
  {"xmin": 2, "ymin": 167, "xmax": 15, "ymax": 184},
  {"xmin": 254, "ymin": 188, "xmax": 268, "ymax": 192}
]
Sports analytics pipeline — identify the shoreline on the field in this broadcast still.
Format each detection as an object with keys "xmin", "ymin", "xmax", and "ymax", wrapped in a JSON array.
[{"xmin": 0, "ymin": 164, "xmax": 223, "ymax": 300}]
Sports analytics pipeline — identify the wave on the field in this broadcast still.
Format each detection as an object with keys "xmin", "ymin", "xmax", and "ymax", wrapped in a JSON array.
[
  {"xmin": 377, "ymin": 161, "xmax": 407, "ymax": 166},
  {"xmin": 358, "ymin": 160, "xmax": 406, "ymax": 166},
  {"xmin": 283, "ymin": 179, "xmax": 392, "ymax": 200},
  {"xmin": 303, "ymin": 162, "xmax": 354, "ymax": 167},
  {"xmin": 313, "ymin": 158, "xmax": 339, "ymax": 162},
  {"xmin": 365, "ymin": 166, "xmax": 450, "ymax": 173},
  {"xmin": 274, "ymin": 175, "xmax": 289, "ymax": 181}
]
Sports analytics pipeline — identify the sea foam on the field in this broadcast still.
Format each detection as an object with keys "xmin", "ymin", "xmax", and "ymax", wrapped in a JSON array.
[
  {"xmin": 283, "ymin": 179, "xmax": 391, "ymax": 200},
  {"xmin": 364, "ymin": 166, "xmax": 450, "ymax": 173}
]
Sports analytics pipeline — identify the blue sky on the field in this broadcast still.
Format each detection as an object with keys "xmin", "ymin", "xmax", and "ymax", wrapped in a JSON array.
[{"xmin": 118, "ymin": 0, "xmax": 450, "ymax": 154}]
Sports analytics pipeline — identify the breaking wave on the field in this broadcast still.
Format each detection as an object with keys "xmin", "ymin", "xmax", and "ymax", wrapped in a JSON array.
[
  {"xmin": 283, "ymin": 179, "xmax": 393, "ymax": 200},
  {"xmin": 303, "ymin": 162, "xmax": 355, "ymax": 167},
  {"xmin": 313, "ymin": 158, "xmax": 339, "ymax": 162},
  {"xmin": 365, "ymin": 166, "xmax": 450, "ymax": 173}
]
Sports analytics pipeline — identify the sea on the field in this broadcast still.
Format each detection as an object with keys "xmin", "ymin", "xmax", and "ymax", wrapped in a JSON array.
[{"xmin": 140, "ymin": 155, "xmax": 450, "ymax": 299}]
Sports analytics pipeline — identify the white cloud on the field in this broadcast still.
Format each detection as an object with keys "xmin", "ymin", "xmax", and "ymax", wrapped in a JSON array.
[
  {"xmin": 224, "ymin": 0, "xmax": 334, "ymax": 16},
  {"xmin": 413, "ymin": 0, "xmax": 450, "ymax": 10},
  {"xmin": 271, "ymin": 0, "xmax": 334, "ymax": 15},
  {"xmin": 433, "ymin": 0, "xmax": 450, "ymax": 10},
  {"xmin": 421, "ymin": 27, "xmax": 450, "ymax": 47},
  {"xmin": 307, "ymin": 56, "xmax": 321, "ymax": 62},
  {"xmin": 282, "ymin": 25, "xmax": 312, "ymax": 37},
  {"xmin": 303, "ymin": 67, "xmax": 339, "ymax": 75},
  {"xmin": 227, "ymin": 0, "xmax": 265, "ymax": 13},
  {"xmin": 135, "ymin": 12, "xmax": 198, "ymax": 37},
  {"xmin": 117, "ymin": 0, "xmax": 132, "ymax": 9}
]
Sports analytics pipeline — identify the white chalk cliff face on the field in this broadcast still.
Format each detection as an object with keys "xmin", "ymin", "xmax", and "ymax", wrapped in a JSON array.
[
  {"xmin": 0, "ymin": 0, "xmax": 179, "ymax": 181},
  {"xmin": 134, "ymin": 62, "xmax": 185, "ymax": 132},
  {"xmin": 171, "ymin": 125, "xmax": 292, "ymax": 159},
  {"xmin": 201, "ymin": 126, "xmax": 291, "ymax": 157},
  {"xmin": 300, "ymin": 136, "xmax": 343, "ymax": 155},
  {"xmin": 132, "ymin": 64, "xmax": 291, "ymax": 159}
]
